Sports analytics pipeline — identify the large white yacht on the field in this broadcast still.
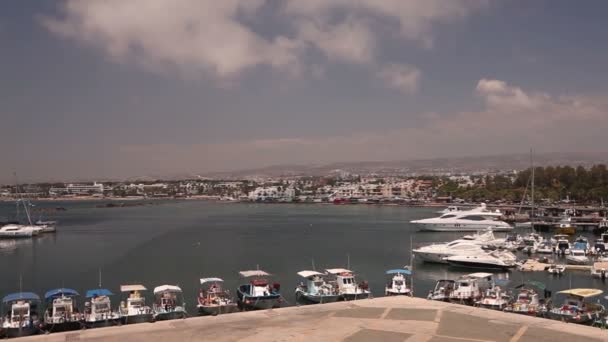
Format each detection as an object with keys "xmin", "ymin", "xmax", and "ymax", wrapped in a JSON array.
[
  {"xmin": 413, "ymin": 240, "xmax": 486, "ymax": 264},
  {"xmin": 410, "ymin": 204, "xmax": 512, "ymax": 232}
]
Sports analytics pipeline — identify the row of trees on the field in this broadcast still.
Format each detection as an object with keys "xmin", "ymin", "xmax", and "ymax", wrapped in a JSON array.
[{"xmin": 438, "ymin": 164, "xmax": 608, "ymax": 203}]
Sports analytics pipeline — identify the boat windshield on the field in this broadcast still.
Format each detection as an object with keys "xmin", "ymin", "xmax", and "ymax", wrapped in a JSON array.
[
  {"xmin": 94, "ymin": 303, "xmax": 110, "ymax": 312},
  {"xmin": 12, "ymin": 307, "xmax": 29, "ymax": 317},
  {"xmin": 54, "ymin": 306, "xmax": 68, "ymax": 314},
  {"xmin": 342, "ymin": 277, "xmax": 354, "ymax": 284},
  {"xmin": 130, "ymin": 299, "xmax": 145, "ymax": 307},
  {"xmin": 440, "ymin": 214, "xmax": 457, "ymax": 219},
  {"xmin": 394, "ymin": 280, "xmax": 404, "ymax": 286},
  {"xmin": 313, "ymin": 280, "xmax": 324, "ymax": 286}
]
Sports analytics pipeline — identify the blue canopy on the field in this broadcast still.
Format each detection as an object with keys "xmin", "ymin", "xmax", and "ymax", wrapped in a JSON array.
[
  {"xmin": 386, "ymin": 269, "xmax": 412, "ymax": 275},
  {"xmin": 85, "ymin": 289, "xmax": 113, "ymax": 298},
  {"xmin": 2, "ymin": 292, "xmax": 40, "ymax": 303},
  {"xmin": 45, "ymin": 288, "xmax": 79, "ymax": 300}
]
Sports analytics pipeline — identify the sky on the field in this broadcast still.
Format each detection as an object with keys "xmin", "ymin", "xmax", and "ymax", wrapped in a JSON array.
[{"xmin": 2, "ymin": 0, "xmax": 608, "ymax": 182}]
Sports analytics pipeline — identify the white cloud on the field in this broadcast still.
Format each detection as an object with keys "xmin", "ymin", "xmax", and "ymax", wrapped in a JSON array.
[
  {"xmin": 376, "ymin": 64, "xmax": 421, "ymax": 94},
  {"xmin": 42, "ymin": 0, "xmax": 487, "ymax": 83}
]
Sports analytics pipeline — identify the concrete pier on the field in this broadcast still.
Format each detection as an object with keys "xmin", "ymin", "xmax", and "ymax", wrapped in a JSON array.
[{"xmin": 21, "ymin": 297, "xmax": 606, "ymax": 341}]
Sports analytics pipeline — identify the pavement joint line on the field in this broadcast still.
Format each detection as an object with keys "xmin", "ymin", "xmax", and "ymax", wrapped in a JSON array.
[
  {"xmin": 327, "ymin": 311, "xmax": 337, "ymax": 318},
  {"xmin": 434, "ymin": 309, "xmax": 443, "ymax": 323},
  {"xmin": 433, "ymin": 334, "xmax": 493, "ymax": 342},
  {"xmin": 380, "ymin": 307, "xmax": 392, "ymax": 319},
  {"xmin": 509, "ymin": 325, "xmax": 529, "ymax": 342}
]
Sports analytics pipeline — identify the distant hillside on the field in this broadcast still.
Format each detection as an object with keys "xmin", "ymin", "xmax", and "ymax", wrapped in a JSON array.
[{"xmin": 204, "ymin": 152, "xmax": 608, "ymax": 178}]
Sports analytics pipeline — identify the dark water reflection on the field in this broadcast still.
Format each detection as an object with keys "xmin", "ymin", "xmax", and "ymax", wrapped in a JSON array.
[{"xmin": 0, "ymin": 201, "xmax": 606, "ymax": 308}]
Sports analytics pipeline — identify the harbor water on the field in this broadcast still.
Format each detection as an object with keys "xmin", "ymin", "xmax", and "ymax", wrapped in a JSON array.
[{"xmin": 1, "ymin": 201, "xmax": 607, "ymax": 308}]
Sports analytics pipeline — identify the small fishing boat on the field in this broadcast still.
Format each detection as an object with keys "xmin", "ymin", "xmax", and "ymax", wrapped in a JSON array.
[
  {"xmin": 591, "ymin": 262, "xmax": 608, "ymax": 280},
  {"xmin": 427, "ymin": 279, "xmax": 456, "ymax": 301},
  {"xmin": 384, "ymin": 269, "xmax": 413, "ymax": 296},
  {"xmin": 42, "ymin": 288, "xmax": 82, "ymax": 332},
  {"xmin": 546, "ymin": 264, "xmax": 566, "ymax": 275},
  {"xmin": 566, "ymin": 249, "xmax": 589, "ymax": 265},
  {"xmin": 448, "ymin": 273, "xmax": 493, "ymax": 305},
  {"xmin": 236, "ymin": 270, "xmax": 282, "ymax": 311},
  {"xmin": 1, "ymin": 292, "xmax": 41, "ymax": 338},
  {"xmin": 152, "ymin": 285, "xmax": 187, "ymax": 321},
  {"xmin": 325, "ymin": 268, "xmax": 370, "ymax": 301},
  {"xmin": 119, "ymin": 285, "xmax": 154, "ymax": 324},
  {"xmin": 503, "ymin": 281, "xmax": 549, "ymax": 317},
  {"xmin": 83, "ymin": 289, "xmax": 120, "ymax": 328},
  {"xmin": 476, "ymin": 285, "xmax": 510, "ymax": 310},
  {"xmin": 197, "ymin": 278, "xmax": 239, "ymax": 316},
  {"xmin": 548, "ymin": 289, "xmax": 605, "ymax": 324},
  {"xmin": 295, "ymin": 271, "xmax": 341, "ymax": 304}
]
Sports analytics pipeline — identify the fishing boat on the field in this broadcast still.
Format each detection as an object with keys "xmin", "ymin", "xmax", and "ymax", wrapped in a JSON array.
[
  {"xmin": 566, "ymin": 249, "xmax": 589, "ymax": 265},
  {"xmin": 83, "ymin": 289, "xmax": 120, "ymax": 328},
  {"xmin": 476, "ymin": 285, "xmax": 510, "ymax": 310},
  {"xmin": 1, "ymin": 292, "xmax": 41, "ymax": 338},
  {"xmin": 42, "ymin": 288, "xmax": 82, "ymax": 332},
  {"xmin": 236, "ymin": 270, "xmax": 282, "ymax": 311},
  {"xmin": 449, "ymin": 273, "xmax": 489, "ymax": 305},
  {"xmin": 591, "ymin": 262, "xmax": 608, "ymax": 280},
  {"xmin": 546, "ymin": 264, "xmax": 566, "ymax": 275},
  {"xmin": 119, "ymin": 285, "xmax": 154, "ymax": 324},
  {"xmin": 384, "ymin": 269, "xmax": 413, "ymax": 296},
  {"xmin": 295, "ymin": 271, "xmax": 341, "ymax": 304},
  {"xmin": 197, "ymin": 278, "xmax": 239, "ymax": 316},
  {"xmin": 325, "ymin": 268, "xmax": 370, "ymax": 301},
  {"xmin": 152, "ymin": 285, "xmax": 187, "ymax": 321},
  {"xmin": 503, "ymin": 282, "xmax": 549, "ymax": 317},
  {"xmin": 427, "ymin": 280, "xmax": 456, "ymax": 301},
  {"xmin": 553, "ymin": 234, "xmax": 571, "ymax": 256},
  {"xmin": 548, "ymin": 289, "xmax": 605, "ymax": 324}
]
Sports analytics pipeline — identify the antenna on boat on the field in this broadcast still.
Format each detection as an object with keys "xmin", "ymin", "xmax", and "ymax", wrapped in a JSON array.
[
  {"xmin": 311, "ymin": 259, "xmax": 316, "ymax": 271},
  {"xmin": 13, "ymin": 172, "xmax": 33, "ymax": 225},
  {"xmin": 347, "ymin": 254, "xmax": 350, "ymax": 270},
  {"xmin": 19, "ymin": 274, "xmax": 23, "ymax": 295},
  {"xmin": 98, "ymin": 268, "xmax": 102, "ymax": 288},
  {"xmin": 530, "ymin": 148, "xmax": 535, "ymax": 233},
  {"xmin": 410, "ymin": 235, "xmax": 414, "ymax": 296}
]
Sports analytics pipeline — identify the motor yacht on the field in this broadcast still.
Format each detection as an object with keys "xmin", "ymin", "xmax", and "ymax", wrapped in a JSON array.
[
  {"xmin": 325, "ymin": 268, "xmax": 370, "ymax": 301},
  {"xmin": 295, "ymin": 271, "xmax": 341, "ymax": 304},
  {"xmin": 445, "ymin": 251, "xmax": 517, "ymax": 270},
  {"xmin": 437, "ymin": 206, "xmax": 460, "ymax": 214},
  {"xmin": 413, "ymin": 240, "xmax": 486, "ymax": 264},
  {"xmin": 384, "ymin": 269, "xmax": 413, "ymax": 296},
  {"xmin": 411, "ymin": 204, "xmax": 512, "ymax": 232},
  {"xmin": 566, "ymin": 249, "xmax": 589, "ymax": 265},
  {"xmin": 197, "ymin": 278, "xmax": 238, "ymax": 316}
]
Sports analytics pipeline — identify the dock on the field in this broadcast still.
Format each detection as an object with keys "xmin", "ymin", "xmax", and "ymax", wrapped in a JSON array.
[
  {"xmin": 518, "ymin": 259, "xmax": 593, "ymax": 272},
  {"xmin": 19, "ymin": 296, "xmax": 607, "ymax": 342}
]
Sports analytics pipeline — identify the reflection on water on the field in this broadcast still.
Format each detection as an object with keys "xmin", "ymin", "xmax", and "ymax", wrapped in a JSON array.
[{"xmin": 0, "ymin": 201, "xmax": 606, "ymax": 308}]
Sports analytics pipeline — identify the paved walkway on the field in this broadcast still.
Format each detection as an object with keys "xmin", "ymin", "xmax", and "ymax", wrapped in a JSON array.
[{"xmin": 22, "ymin": 297, "xmax": 607, "ymax": 341}]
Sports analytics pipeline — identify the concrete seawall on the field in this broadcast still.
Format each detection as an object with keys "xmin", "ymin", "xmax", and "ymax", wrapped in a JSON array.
[{"xmin": 22, "ymin": 297, "xmax": 607, "ymax": 341}]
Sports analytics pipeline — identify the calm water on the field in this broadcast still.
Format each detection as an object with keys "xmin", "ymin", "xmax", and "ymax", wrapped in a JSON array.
[{"xmin": 1, "ymin": 201, "xmax": 607, "ymax": 308}]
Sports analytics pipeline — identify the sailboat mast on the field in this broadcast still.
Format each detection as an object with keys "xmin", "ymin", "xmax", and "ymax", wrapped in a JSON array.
[
  {"xmin": 13, "ymin": 172, "xmax": 33, "ymax": 225},
  {"xmin": 530, "ymin": 149, "xmax": 535, "ymax": 230}
]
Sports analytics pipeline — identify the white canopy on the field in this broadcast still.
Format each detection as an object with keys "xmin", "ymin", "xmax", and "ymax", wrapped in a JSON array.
[
  {"xmin": 468, "ymin": 272, "xmax": 493, "ymax": 279},
  {"xmin": 297, "ymin": 270, "xmax": 324, "ymax": 278},
  {"xmin": 200, "ymin": 278, "xmax": 224, "ymax": 284},
  {"xmin": 120, "ymin": 284, "xmax": 147, "ymax": 292},
  {"xmin": 153, "ymin": 285, "xmax": 182, "ymax": 294},
  {"xmin": 325, "ymin": 268, "xmax": 352, "ymax": 275},
  {"xmin": 239, "ymin": 270, "xmax": 270, "ymax": 277}
]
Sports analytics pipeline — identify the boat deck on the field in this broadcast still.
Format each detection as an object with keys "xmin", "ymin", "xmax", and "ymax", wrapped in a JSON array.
[{"xmin": 18, "ymin": 296, "xmax": 606, "ymax": 341}]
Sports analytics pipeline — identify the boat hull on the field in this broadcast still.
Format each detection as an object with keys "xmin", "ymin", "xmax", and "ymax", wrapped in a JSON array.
[
  {"xmin": 237, "ymin": 296, "xmax": 281, "ymax": 311},
  {"xmin": 120, "ymin": 314, "xmax": 154, "ymax": 325},
  {"xmin": 548, "ymin": 312, "xmax": 600, "ymax": 325},
  {"xmin": 341, "ymin": 292, "xmax": 370, "ymax": 301},
  {"xmin": 43, "ymin": 320, "xmax": 83, "ymax": 333},
  {"xmin": 154, "ymin": 310, "xmax": 187, "ymax": 321},
  {"xmin": 416, "ymin": 224, "xmax": 512, "ymax": 232},
  {"xmin": 84, "ymin": 318, "xmax": 121, "ymax": 329},
  {"xmin": 295, "ymin": 290, "xmax": 341, "ymax": 305},
  {"xmin": 2, "ymin": 327, "xmax": 39, "ymax": 338},
  {"xmin": 197, "ymin": 304, "xmax": 239, "ymax": 316},
  {"xmin": 385, "ymin": 290, "xmax": 412, "ymax": 296},
  {"xmin": 412, "ymin": 252, "xmax": 450, "ymax": 264},
  {"xmin": 446, "ymin": 260, "xmax": 513, "ymax": 271}
]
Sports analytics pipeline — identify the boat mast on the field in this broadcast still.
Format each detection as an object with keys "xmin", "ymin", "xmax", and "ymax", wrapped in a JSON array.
[
  {"xmin": 530, "ymin": 149, "xmax": 535, "ymax": 231},
  {"xmin": 14, "ymin": 172, "xmax": 33, "ymax": 225},
  {"xmin": 98, "ymin": 268, "xmax": 102, "ymax": 288},
  {"xmin": 410, "ymin": 235, "xmax": 414, "ymax": 296}
]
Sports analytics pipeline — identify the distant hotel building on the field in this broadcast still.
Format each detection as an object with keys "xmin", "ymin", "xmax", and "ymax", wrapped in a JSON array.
[{"xmin": 50, "ymin": 182, "xmax": 104, "ymax": 196}]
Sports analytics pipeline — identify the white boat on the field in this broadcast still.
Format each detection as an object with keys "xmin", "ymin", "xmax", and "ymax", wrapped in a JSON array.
[
  {"xmin": 197, "ymin": 278, "xmax": 238, "ymax": 316},
  {"xmin": 448, "ymin": 273, "xmax": 494, "ymax": 304},
  {"xmin": 572, "ymin": 236, "xmax": 590, "ymax": 255},
  {"xmin": 83, "ymin": 289, "xmax": 120, "ymax": 328},
  {"xmin": 437, "ymin": 206, "xmax": 460, "ymax": 214},
  {"xmin": 546, "ymin": 264, "xmax": 565, "ymax": 275},
  {"xmin": 1, "ymin": 292, "xmax": 41, "ymax": 338},
  {"xmin": 152, "ymin": 285, "xmax": 187, "ymax": 321},
  {"xmin": 411, "ymin": 204, "xmax": 512, "ymax": 232},
  {"xmin": 536, "ymin": 242, "xmax": 553, "ymax": 254},
  {"xmin": 119, "ymin": 285, "xmax": 154, "ymax": 324},
  {"xmin": 553, "ymin": 235, "xmax": 571, "ymax": 256},
  {"xmin": 325, "ymin": 268, "xmax": 370, "ymax": 301},
  {"xmin": 503, "ymin": 284, "xmax": 549, "ymax": 316},
  {"xmin": 0, "ymin": 225, "xmax": 34, "ymax": 239},
  {"xmin": 427, "ymin": 279, "xmax": 455, "ymax": 301},
  {"xmin": 445, "ymin": 251, "xmax": 517, "ymax": 271},
  {"xmin": 236, "ymin": 269, "xmax": 282, "ymax": 311},
  {"xmin": 384, "ymin": 269, "xmax": 412, "ymax": 296},
  {"xmin": 413, "ymin": 240, "xmax": 486, "ymax": 264},
  {"xmin": 591, "ymin": 262, "xmax": 608, "ymax": 279},
  {"xmin": 295, "ymin": 271, "xmax": 341, "ymax": 304},
  {"xmin": 566, "ymin": 249, "xmax": 589, "ymax": 265},
  {"xmin": 42, "ymin": 288, "xmax": 82, "ymax": 332},
  {"xmin": 477, "ymin": 285, "xmax": 510, "ymax": 310}
]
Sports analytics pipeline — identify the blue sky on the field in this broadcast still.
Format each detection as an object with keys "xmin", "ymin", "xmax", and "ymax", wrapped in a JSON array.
[{"xmin": 2, "ymin": 0, "xmax": 608, "ymax": 181}]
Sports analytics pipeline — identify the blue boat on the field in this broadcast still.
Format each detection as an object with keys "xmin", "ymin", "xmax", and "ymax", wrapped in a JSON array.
[
  {"xmin": 236, "ymin": 270, "xmax": 281, "ymax": 311},
  {"xmin": 42, "ymin": 288, "xmax": 83, "ymax": 333},
  {"xmin": 83, "ymin": 289, "xmax": 121, "ymax": 328},
  {"xmin": 1, "ymin": 292, "xmax": 41, "ymax": 338}
]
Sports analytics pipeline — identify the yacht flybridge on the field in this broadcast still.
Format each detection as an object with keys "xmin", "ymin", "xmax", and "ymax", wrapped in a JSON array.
[{"xmin": 410, "ymin": 204, "xmax": 512, "ymax": 232}]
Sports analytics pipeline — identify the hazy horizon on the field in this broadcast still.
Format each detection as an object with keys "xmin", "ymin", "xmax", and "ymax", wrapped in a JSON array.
[{"xmin": 3, "ymin": 1, "xmax": 608, "ymax": 182}]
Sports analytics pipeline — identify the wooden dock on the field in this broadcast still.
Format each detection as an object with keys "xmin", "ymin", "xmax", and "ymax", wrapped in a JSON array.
[{"xmin": 518, "ymin": 259, "xmax": 592, "ymax": 272}]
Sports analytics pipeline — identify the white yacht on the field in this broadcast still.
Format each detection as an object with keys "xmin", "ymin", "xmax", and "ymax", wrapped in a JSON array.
[
  {"xmin": 445, "ymin": 251, "xmax": 517, "ymax": 270},
  {"xmin": 566, "ymin": 249, "xmax": 589, "ymax": 265},
  {"xmin": 411, "ymin": 204, "xmax": 512, "ymax": 232},
  {"xmin": 0, "ymin": 225, "xmax": 34, "ymax": 239},
  {"xmin": 413, "ymin": 240, "xmax": 486, "ymax": 264}
]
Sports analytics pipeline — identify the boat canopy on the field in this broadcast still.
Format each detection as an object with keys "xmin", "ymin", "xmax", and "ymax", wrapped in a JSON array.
[
  {"xmin": 200, "ymin": 277, "xmax": 224, "ymax": 284},
  {"xmin": 386, "ymin": 269, "xmax": 412, "ymax": 275},
  {"xmin": 325, "ymin": 268, "xmax": 352, "ymax": 275},
  {"xmin": 153, "ymin": 285, "xmax": 182, "ymax": 294},
  {"xmin": 2, "ymin": 292, "xmax": 40, "ymax": 303},
  {"xmin": 468, "ymin": 272, "xmax": 493, "ymax": 279},
  {"xmin": 44, "ymin": 288, "xmax": 79, "ymax": 300},
  {"xmin": 239, "ymin": 270, "xmax": 270, "ymax": 278},
  {"xmin": 120, "ymin": 284, "xmax": 147, "ymax": 292},
  {"xmin": 557, "ymin": 288, "xmax": 603, "ymax": 298},
  {"xmin": 85, "ymin": 289, "xmax": 113, "ymax": 298},
  {"xmin": 297, "ymin": 270, "xmax": 324, "ymax": 278}
]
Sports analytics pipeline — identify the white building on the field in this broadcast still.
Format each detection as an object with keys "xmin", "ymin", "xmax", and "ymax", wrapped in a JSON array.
[{"xmin": 50, "ymin": 182, "xmax": 104, "ymax": 196}]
